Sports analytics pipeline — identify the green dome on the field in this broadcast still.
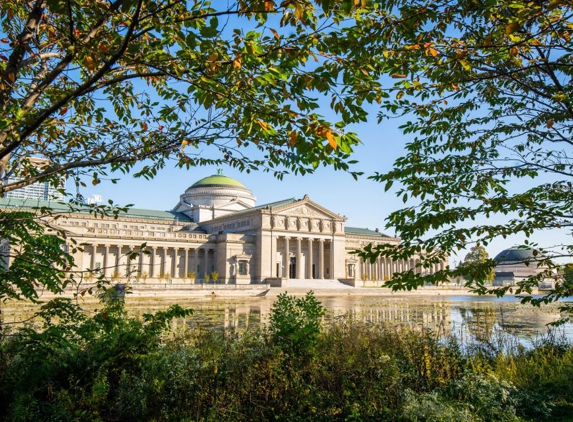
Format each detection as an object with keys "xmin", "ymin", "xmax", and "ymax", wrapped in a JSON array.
[{"xmin": 191, "ymin": 173, "xmax": 247, "ymax": 189}]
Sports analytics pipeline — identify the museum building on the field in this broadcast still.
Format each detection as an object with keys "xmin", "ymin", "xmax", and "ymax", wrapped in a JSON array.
[{"xmin": 1, "ymin": 172, "xmax": 448, "ymax": 285}]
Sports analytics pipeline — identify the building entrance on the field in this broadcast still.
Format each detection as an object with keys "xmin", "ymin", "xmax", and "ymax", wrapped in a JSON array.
[{"xmin": 289, "ymin": 257, "xmax": 296, "ymax": 279}]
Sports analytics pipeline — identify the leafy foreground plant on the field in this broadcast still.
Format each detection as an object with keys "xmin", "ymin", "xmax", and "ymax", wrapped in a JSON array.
[{"xmin": 0, "ymin": 292, "xmax": 572, "ymax": 421}]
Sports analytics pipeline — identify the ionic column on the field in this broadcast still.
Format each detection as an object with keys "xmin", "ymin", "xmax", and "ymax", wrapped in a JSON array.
[
  {"xmin": 318, "ymin": 238, "xmax": 324, "ymax": 279},
  {"xmin": 184, "ymin": 249, "xmax": 189, "ymax": 278},
  {"xmin": 270, "ymin": 235, "xmax": 277, "ymax": 277},
  {"xmin": 194, "ymin": 248, "xmax": 199, "ymax": 274},
  {"xmin": 162, "ymin": 247, "xmax": 168, "ymax": 277},
  {"xmin": 103, "ymin": 244, "xmax": 110, "ymax": 277},
  {"xmin": 296, "ymin": 237, "xmax": 303, "ymax": 279},
  {"xmin": 204, "ymin": 248, "xmax": 209, "ymax": 276},
  {"xmin": 149, "ymin": 246, "xmax": 155, "ymax": 278},
  {"xmin": 173, "ymin": 248, "xmax": 179, "ymax": 278},
  {"xmin": 90, "ymin": 244, "xmax": 96, "ymax": 273},
  {"xmin": 283, "ymin": 237, "xmax": 290, "ymax": 279},
  {"xmin": 329, "ymin": 240, "xmax": 335, "ymax": 280},
  {"xmin": 307, "ymin": 238, "xmax": 313, "ymax": 279}
]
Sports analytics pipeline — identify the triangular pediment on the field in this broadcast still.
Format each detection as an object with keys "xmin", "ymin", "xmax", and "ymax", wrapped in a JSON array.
[{"xmin": 274, "ymin": 196, "xmax": 345, "ymax": 221}]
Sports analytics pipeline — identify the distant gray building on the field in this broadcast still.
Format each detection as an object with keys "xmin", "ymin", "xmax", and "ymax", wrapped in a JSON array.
[{"xmin": 4, "ymin": 157, "xmax": 65, "ymax": 201}]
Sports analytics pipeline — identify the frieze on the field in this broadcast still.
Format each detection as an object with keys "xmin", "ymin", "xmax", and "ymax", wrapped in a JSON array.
[{"xmin": 283, "ymin": 205, "xmax": 324, "ymax": 218}]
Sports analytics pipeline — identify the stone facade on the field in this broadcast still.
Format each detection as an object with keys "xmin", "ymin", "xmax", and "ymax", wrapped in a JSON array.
[{"xmin": 1, "ymin": 173, "xmax": 448, "ymax": 285}]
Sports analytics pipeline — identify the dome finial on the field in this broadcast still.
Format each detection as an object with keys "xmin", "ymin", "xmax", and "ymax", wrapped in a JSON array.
[{"xmin": 216, "ymin": 168, "xmax": 223, "ymax": 175}]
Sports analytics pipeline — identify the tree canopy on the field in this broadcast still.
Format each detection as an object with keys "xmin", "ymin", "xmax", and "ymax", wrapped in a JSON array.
[
  {"xmin": 0, "ymin": 0, "xmax": 377, "ymax": 198},
  {"xmin": 348, "ymin": 0, "xmax": 573, "ymax": 313},
  {"xmin": 0, "ymin": 0, "xmax": 381, "ymax": 302},
  {"xmin": 460, "ymin": 245, "xmax": 495, "ymax": 284}
]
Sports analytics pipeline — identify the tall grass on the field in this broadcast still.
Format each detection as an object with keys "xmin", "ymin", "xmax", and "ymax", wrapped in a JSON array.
[{"xmin": 0, "ymin": 293, "xmax": 571, "ymax": 421}]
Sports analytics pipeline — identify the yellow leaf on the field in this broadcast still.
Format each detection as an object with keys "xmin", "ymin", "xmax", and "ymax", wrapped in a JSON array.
[
  {"xmin": 391, "ymin": 73, "xmax": 406, "ymax": 78},
  {"xmin": 360, "ymin": 68, "xmax": 369, "ymax": 76},
  {"xmin": 289, "ymin": 131, "xmax": 298, "ymax": 147},
  {"xmin": 325, "ymin": 130, "xmax": 337, "ymax": 150},
  {"xmin": 509, "ymin": 46, "xmax": 519, "ymax": 56},
  {"xmin": 233, "ymin": 56, "xmax": 242, "ymax": 70},
  {"xmin": 505, "ymin": 22, "xmax": 521, "ymax": 35},
  {"xmin": 427, "ymin": 47, "xmax": 438, "ymax": 57},
  {"xmin": 256, "ymin": 120, "xmax": 268, "ymax": 130},
  {"xmin": 396, "ymin": 91, "xmax": 404, "ymax": 100},
  {"xmin": 84, "ymin": 56, "xmax": 96, "ymax": 72},
  {"xmin": 459, "ymin": 59, "xmax": 471, "ymax": 71}
]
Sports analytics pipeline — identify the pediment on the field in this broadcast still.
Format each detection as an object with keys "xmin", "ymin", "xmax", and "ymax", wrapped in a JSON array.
[{"xmin": 276, "ymin": 200, "xmax": 344, "ymax": 221}]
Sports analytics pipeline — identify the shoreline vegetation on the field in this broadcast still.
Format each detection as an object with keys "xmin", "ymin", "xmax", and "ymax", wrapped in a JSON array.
[{"xmin": 1, "ymin": 292, "xmax": 572, "ymax": 421}]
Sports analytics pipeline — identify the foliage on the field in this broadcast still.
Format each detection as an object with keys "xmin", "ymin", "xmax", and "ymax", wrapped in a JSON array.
[
  {"xmin": 0, "ymin": 0, "xmax": 378, "ymax": 196},
  {"xmin": 1, "ymin": 316, "xmax": 571, "ymax": 421},
  {"xmin": 203, "ymin": 272, "xmax": 210, "ymax": 283},
  {"xmin": 210, "ymin": 270, "xmax": 219, "ymax": 283},
  {"xmin": 0, "ymin": 289, "xmax": 192, "ymax": 421},
  {"xmin": 0, "ymin": 210, "xmax": 73, "ymax": 301},
  {"xmin": 342, "ymin": 0, "xmax": 573, "ymax": 311},
  {"xmin": 268, "ymin": 291, "xmax": 325, "ymax": 354},
  {"xmin": 459, "ymin": 246, "xmax": 495, "ymax": 284}
]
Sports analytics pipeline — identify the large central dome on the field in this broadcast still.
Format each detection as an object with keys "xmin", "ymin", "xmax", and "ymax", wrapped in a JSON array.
[
  {"xmin": 191, "ymin": 174, "xmax": 248, "ymax": 189},
  {"xmin": 173, "ymin": 171, "xmax": 256, "ymax": 222}
]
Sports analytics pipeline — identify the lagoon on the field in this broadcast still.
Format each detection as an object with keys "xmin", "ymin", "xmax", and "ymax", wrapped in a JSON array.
[{"xmin": 3, "ymin": 293, "xmax": 572, "ymax": 345}]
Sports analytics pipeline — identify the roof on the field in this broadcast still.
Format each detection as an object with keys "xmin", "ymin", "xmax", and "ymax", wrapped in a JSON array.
[
  {"xmin": 0, "ymin": 198, "xmax": 191, "ymax": 222},
  {"xmin": 494, "ymin": 248, "xmax": 536, "ymax": 263},
  {"xmin": 205, "ymin": 198, "xmax": 298, "ymax": 221},
  {"xmin": 191, "ymin": 173, "xmax": 247, "ymax": 189},
  {"xmin": 345, "ymin": 226, "xmax": 392, "ymax": 237}
]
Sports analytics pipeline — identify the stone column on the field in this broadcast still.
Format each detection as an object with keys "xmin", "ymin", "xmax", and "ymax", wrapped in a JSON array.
[
  {"xmin": 148, "ymin": 246, "xmax": 154, "ymax": 278},
  {"xmin": 307, "ymin": 238, "xmax": 313, "ymax": 279},
  {"xmin": 204, "ymin": 248, "xmax": 209, "ymax": 277},
  {"xmin": 184, "ymin": 248, "xmax": 189, "ymax": 278},
  {"xmin": 283, "ymin": 237, "xmax": 290, "ymax": 279},
  {"xmin": 90, "ymin": 244, "xmax": 96, "ymax": 273},
  {"xmin": 329, "ymin": 240, "xmax": 335, "ymax": 280},
  {"xmin": 173, "ymin": 248, "xmax": 179, "ymax": 278},
  {"xmin": 318, "ymin": 238, "xmax": 324, "ymax": 279},
  {"xmin": 162, "ymin": 247, "xmax": 168, "ymax": 277},
  {"xmin": 103, "ymin": 244, "xmax": 109, "ymax": 277},
  {"xmin": 270, "ymin": 234, "xmax": 277, "ymax": 278},
  {"xmin": 194, "ymin": 248, "xmax": 199, "ymax": 274},
  {"xmin": 296, "ymin": 237, "xmax": 303, "ymax": 280}
]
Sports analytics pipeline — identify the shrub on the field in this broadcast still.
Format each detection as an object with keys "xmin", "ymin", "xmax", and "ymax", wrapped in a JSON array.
[
  {"xmin": 210, "ymin": 271, "xmax": 219, "ymax": 283},
  {"xmin": 268, "ymin": 291, "xmax": 325, "ymax": 355}
]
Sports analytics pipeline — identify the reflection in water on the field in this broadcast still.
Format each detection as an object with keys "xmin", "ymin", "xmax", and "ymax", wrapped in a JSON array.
[
  {"xmin": 3, "ymin": 295, "xmax": 572, "ymax": 344},
  {"xmin": 157, "ymin": 295, "xmax": 573, "ymax": 345}
]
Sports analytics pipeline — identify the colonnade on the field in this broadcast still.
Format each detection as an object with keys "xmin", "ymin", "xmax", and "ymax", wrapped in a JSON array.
[
  {"xmin": 354, "ymin": 256, "xmax": 446, "ymax": 281},
  {"xmin": 278, "ymin": 236, "xmax": 334, "ymax": 280},
  {"xmin": 80, "ymin": 243, "xmax": 216, "ymax": 280}
]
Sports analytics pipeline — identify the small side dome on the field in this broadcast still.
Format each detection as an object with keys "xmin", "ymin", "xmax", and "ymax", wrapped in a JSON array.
[{"xmin": 494, "ymin": 248, "xmax": 535, "ymax": 263}]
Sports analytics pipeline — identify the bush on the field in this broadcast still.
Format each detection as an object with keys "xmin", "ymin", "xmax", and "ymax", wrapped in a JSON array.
[{"xmin": 268, "ymin": 291, "xmax": 325, "ymax": 355}]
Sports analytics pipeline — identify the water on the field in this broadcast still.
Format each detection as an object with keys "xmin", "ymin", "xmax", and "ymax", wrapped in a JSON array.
[
  {"xmin": 3, "ymin": 294, "xmax": 572, "ymax": 345},
  {"xmin": 160, "ymin": 294, "xmax": 573, "ymax": 345}
]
